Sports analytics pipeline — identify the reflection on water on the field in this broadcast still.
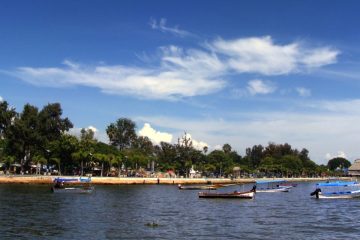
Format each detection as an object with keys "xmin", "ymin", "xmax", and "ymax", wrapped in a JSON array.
[{"xmin": 0, "ymin": 182, "xmax": 360, "ymax": 239}]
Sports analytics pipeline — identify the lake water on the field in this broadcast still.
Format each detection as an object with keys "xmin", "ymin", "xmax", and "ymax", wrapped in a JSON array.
[{"xmin": 0, "ymin": 182, "xmax": 360, "ymax": 239}]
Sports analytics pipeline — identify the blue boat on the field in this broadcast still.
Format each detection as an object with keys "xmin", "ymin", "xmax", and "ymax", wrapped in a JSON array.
[
  {"xmin": 310, "ymin": 181, "xmax": 360, "ymax": 199},
  {"xmin": 51, "ymin": 177, "xmax": 94, "ymax": 193}
]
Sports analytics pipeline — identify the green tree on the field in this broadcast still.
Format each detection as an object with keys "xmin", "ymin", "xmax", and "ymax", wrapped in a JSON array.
[
  {"xmin": 175, "ymin": 134, "xmax": 202, "ymax": 177},
  {"xmin": 156, "ymin": 142, "xmax": 177, "ymax": 172},
  {"xmin": 80, "ymin": 128, "xmax": 95, "ymax": 142},
  {"xmin": 4, "ymin": 103, "xmax": 72, "ymax": 172},
  {"xmin": 222, "ymin": 143, "xmax": 232, "ymax": 154},
  {"xmin": 50, "ymin": 134, "xmax": 79, "ymax": 175},
  {"xmin": 207, "ymin": 150, "xmax": 234, "ymax": 177},
  {"xmin": 37, "ymin": 103, "xmax": 73, "ymax": 142},
  {"xmin": 106, "ymin": 118, "xmax": 137, "ymax": 150},
  {"xmin": 108, "ymin": 153, "xmax": 123, "ymax": 177},
  {"xmin": 245, "ymin": 144, "xmax": 264, "ymax": 168},
  {"xmin": 327, "ymin": 157, "xmax": 351, "ymax": 171},
  {"xmin": 93, "ymin": 153, "xmax": 108, "ymax": 177},
  {"xmin": 0, "ymin": 100, "xmax": 17, "ymax": 138},
  {"xmin": 203, "ymin": 146, "xmax": 208, "ymax": 155},
  {"xmin": 279, "ymin": 155, "xmax": 303, "ymax": 177},
  {"xmin": 5, "ymin": 104, "xmax": 41, "ymax": 172}
]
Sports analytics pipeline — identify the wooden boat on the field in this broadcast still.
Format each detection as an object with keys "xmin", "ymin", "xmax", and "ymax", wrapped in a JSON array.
[
  {"xmin": 51, "ymin": 177, "xmax": 94, "ymax": 193},
  {"xmin": 198, "ymin": 186, "xmax": 256, "ymax": 199},
  {"xmin": 310, "ymin": 181, "xmax": 360, "ymax": 199},
  {"xmin": 255, "ymin": 180, "xmax": 291, "ymax": 193},
  {"xmin": 178, "ymin": 184, "xmax": 218, "ymax": 190},
  {"xmin": 198, "ymin": 191, "xmax": 254, "ymax": 199}
]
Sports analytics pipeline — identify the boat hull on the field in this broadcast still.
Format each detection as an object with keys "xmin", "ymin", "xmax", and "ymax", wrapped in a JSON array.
[
  {"xmin": 256, "ymin": 186, "xmax": 290, "ymax": 193},
  {"xmin": 198, "ymin": 191, "xmax": 254, "ymax": 199},
  {"xmin": 318, "ymin": 190, "xmax": 360, "ymax": 199},
  {"xmin": 51, "ymin": 186, "xmax": 94, "ymax": 194},
  {"xmin": 178, "ymin": 184, "xmax": 218, "ymax": 190}
]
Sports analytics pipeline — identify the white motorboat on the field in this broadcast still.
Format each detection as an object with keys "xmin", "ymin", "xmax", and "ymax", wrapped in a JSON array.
[
  {"xmin": 255, "ymin": 180, "xmax": 291, "ymax": 193},
  {"xmin": 311, "ymin": 181, "xmax": 360, "ymax": 199}
]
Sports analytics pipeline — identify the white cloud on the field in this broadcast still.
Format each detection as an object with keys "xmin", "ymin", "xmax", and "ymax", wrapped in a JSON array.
[
  {"xmin": 309, "ymin": 99, "xmax": 360, "ymax": 114},
  {"xmin": 231, "ymin": 79, "xmax": 276, "ymax": 97},
  {"xmin": 296, "ymin": 87, "xmax": 311, "ymax": 97},
  {"xmin": 180, "ymin": 132, "xmax": 208, "ymax": 151},
  {"xmin": 87, "ymin": 125, "xmax": 98, "ymax": 133},
  {"xmin": 9, "ymin": 57, "xmax": 226, "ymax": 101},
  {"xmin": 0, "ymin": 96, "xmax": 3, "ymax": 102},
  {"xmin": 161, "ymin": 45, "xmax": 226, "ymax": 75},
  {"xmin": 213, "ymin": 145, "xmax": 222, "ymax": 150},
  {"xmin": 325, "ymin": 151, "xmax": 347, "ymax": 160},
  {"xmin": 300, "ymin": 47, "xmax": 338, "ymax": 68},
  {"xmin": 247, "ymin": 79, "xmax": 276, "ymax": 95},
  {"xmin": 68, "ymin": 125, "xmax": 108, "ymax": 143},
  {"xmin": 5, "ymin": 35, "xmax": 338, "ymax": 101},
  {"xmin": 138, "ymin": 123, "xmax": 173, "ymax": 144},
  {"xmin": 137, "ymin": 98, "xmax": 360, "ymax": 165},
  {"xmin": 211, "ymin": 36, "xmax": 339, "ymax": 75},
  {"xmin": 149, "ymin": 18, "xmax": 191, "ymax": 37}
]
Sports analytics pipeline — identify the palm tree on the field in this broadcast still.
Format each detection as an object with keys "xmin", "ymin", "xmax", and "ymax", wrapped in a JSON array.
[{"xmin": 49, "ymin": 157, "xmax": 61, "ymax": 175}]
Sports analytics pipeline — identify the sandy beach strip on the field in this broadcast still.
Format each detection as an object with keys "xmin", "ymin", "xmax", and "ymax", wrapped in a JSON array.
[{"xmin": 0, "ymin": 175, "xmax": 347, "ymax": 185}]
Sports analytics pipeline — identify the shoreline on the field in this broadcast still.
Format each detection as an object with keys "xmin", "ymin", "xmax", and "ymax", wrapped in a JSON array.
[{"xmin": 0, "ymin": 175, "xmax": 353, "ymax": 185}]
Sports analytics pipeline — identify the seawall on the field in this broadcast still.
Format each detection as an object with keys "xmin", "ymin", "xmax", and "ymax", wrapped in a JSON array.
[{"xmin": 0, "ymin": 175, "xmax": 351, "ymax": 185}]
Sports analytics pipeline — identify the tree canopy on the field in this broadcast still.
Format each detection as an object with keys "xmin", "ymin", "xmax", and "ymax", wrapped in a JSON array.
[
  {"xmin": 327, "ymin": 157, "xmax": 351, "ymax": 171},
  {"xmin": 0, "ymin": 99, "xmax": 333, "ymax": 178}
]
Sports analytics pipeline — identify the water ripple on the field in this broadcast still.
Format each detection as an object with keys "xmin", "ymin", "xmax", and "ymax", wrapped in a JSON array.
[{"xmin": 0, "ymin": 182, "xmax": 359, "ymax": 239}]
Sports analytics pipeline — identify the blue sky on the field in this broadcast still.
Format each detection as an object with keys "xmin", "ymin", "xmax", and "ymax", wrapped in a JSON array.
[{"xmin": 1, "ymin": 0, "xmax": 360, "ymax": 164}]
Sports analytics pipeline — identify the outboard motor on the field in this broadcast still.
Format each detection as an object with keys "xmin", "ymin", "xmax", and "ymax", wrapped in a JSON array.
[
  {"xmin": 251, "ymin": 185, "xmax": 257, "ymax": 193},
  {"xmin": 310, "ymin": 188, "xmax": 321, "ymax": 199}
]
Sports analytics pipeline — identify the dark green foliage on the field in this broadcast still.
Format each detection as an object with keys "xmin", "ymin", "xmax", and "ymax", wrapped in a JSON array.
[
  {"xmin": 206, "ymin": 150, "xmax": 233, "ymax": 176},
  {"xmin": 245, "ymin": 144, "xmax": 264, "ymax": 168},
  {"xmin": 0, "ymin": 99, "xmax": 325, "ymax": 177},
  {"xmin": 106, "ymin": 118, "xmax": 137, "ymax": 150},
  {"xmin": 0, "ymin": 100, "xmax": 16, "ymax": 138},
  {"xmin": 38, "ymin": 103, "xmax": 73, "ymax": 142},
  {"xmin": 327, "ymin": 157, "xmax": 351, "ymax": 171},
  {"xmin": 2, "ymin": 102, "xmax": 73, "ymax": 171}
]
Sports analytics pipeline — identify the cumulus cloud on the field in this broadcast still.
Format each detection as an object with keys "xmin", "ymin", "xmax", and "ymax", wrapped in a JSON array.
[
  {"xmin": 325, "ymin": 151, "xmax": 347, "ymax": 160},
  {"xmin": 149, "ymin": 18, "xmax": 192, "ymax": 37},
  {"xmin": 138, "ymin": 123, "xmax": 173, "ymax": 144},
  {"xmin": 139, "ymin": 98, "xmax": 360, "ymax": 165},
  {"xmin": 211, "ymin": 36, "xmax": 339, "ymax": 75},
  {"xmin": 68, "ymin": 125, "xmax": 109, "ymax": 142},
  {"xmin": 296, "ymin": 87, "xmax": 311, "ymax": 97},
  {"xmin": 0, "ymin": 96, "xmax": 3, "ymax": 102},
  {"xmin": 181, "ymin": 132, "xmax": 208, "ymax": 151},
  {"xmin": 87, "ymin": 125, "xmax": 98, "ymax": 133},
  {"xmin": 247, "ymin": 79, "xmax": 276, "ymax": 95}
]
